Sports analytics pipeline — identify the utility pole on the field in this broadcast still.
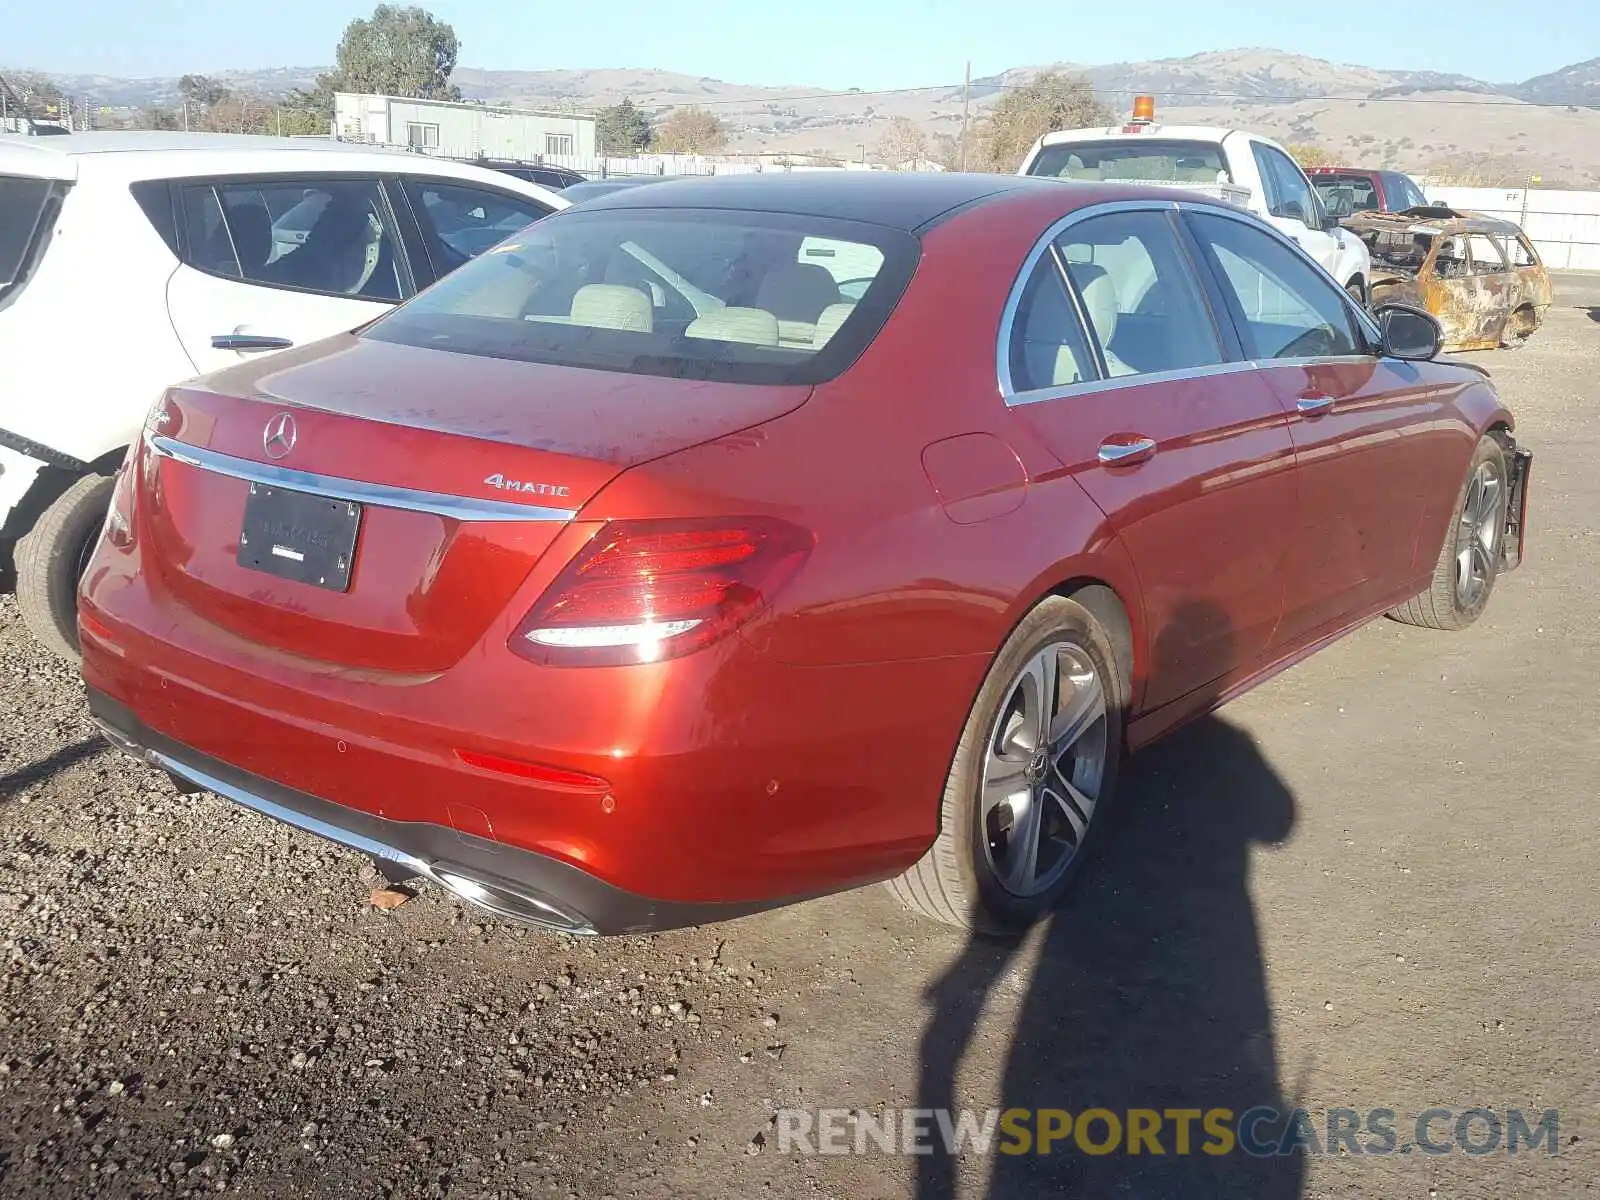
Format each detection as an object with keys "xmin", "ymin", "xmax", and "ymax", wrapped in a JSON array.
[{"xmin": 958, "ymin": 60, "xmax": 971, "ymax": 172}]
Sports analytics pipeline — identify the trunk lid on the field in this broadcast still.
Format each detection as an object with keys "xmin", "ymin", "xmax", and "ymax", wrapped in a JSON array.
[{"xmin": 140, "ymin": 334, "xmax": 810, "ymax": 672}]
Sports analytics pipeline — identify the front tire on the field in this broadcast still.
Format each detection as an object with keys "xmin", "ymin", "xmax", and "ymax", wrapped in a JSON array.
[
  {"xmin": 887, "ymin": 594, "xmax": 1125, "ymax": 934},
  {"xmin": 1389, "ymin": 435, "xmax": 1508, "ymax": 631},
  {"xmin": 15, "ymin": 472, "xmax": 115, "ymax": 662}
]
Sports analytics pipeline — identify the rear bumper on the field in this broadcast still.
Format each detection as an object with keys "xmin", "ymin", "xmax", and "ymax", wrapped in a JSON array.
[{"xmin": 87, "ymin": 687, "xmax": 795, "ymax": 935}]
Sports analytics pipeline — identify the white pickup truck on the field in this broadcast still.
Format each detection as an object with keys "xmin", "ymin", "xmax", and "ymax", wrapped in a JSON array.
[{"xmin": 1018, "ymin": 102, "xmax": 1373, "ymax": 304}]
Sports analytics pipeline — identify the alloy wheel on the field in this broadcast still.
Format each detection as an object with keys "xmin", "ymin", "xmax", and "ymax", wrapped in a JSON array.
[
  {"xmin": 980, "ymin": 640, "xmax": 1109, "ymax": 897},
  {"xmin": 1455, "ymin": 459, "xmax": 1503, "ymax": 607}
]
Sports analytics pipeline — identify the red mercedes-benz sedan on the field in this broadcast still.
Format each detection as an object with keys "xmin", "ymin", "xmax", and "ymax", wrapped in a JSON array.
[{"xmin": 78, "ymin": 173, "xmax": 1532, "ymax": 936}]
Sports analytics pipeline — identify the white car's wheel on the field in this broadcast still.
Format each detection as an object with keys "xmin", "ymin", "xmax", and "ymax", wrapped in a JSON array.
[{"xmin": 15, "ymin": 473, "xmax": 115, "ymax": 661}]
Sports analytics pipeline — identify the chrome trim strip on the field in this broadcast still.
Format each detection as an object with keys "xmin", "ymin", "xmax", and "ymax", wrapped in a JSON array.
[
  {"xmin": 1004, "ymin": 359, "xmax": 1262, "ymax": 407},
  {"xmin": 147, "ymin": 749, "xmax": 433, "ymax": 876},
  {"xmin": 146, "ymin": 435, "xmax": 577, "ymax": 523}
]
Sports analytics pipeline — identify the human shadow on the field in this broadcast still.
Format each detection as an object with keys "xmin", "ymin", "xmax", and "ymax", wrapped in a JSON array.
[
  {"xmin": 916, "ymin": 601, "xmax": 1305, "ymax": 1199},
  {"xmin": 0, "ymin": 738, "xmax": 108, "ymax": 798}
]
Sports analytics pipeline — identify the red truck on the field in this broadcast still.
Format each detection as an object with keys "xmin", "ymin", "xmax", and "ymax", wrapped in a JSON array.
[{"xmin": 1306, "ymin": 167, "xmax": 1430, "ymax": 217}]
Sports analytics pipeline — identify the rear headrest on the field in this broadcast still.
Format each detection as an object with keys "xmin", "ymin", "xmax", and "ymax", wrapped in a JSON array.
[
  {"xmin": 686, "ymin": 306, "xmax": 779, "ymax": 347},
  {"xmin": 1067, "ymin": 262, "xmax": 1119, "ymax": 347},
  {"xmin": 812, "ymin": 302, "xmax": 855, "ymax": 347},
  {"xmin": 755, "ymin": 262, "xmax": 840, "ymax": 323},
  {"xmin": 569, "ymin": 284, "xmax": 653, "ymax": 333},
  {"xmin": 227, "ymin": 203, "xmax": 274, "ymax": 273}
]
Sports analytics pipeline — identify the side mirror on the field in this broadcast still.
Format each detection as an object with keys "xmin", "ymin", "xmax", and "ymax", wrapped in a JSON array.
[
  {"xmin": 1374, "ymin": 303, "xmax": 1442, "ymax": 361},
  {"xmin": 1322, "ymin": 209, "xmax": 1343, "ymax": 231}
]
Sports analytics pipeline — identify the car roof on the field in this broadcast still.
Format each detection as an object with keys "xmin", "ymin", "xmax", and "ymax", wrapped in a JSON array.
[
  {"xmin": 568, "ymin": 170, "xmax": 1081, "ymax": 232},
  {"xmin": 1346, "ymin": 206, "xmax": 1526, "ymax": 237},
  {"xmin": 0, "ymin": 131, "xmax": 570, "ymax": 205}
]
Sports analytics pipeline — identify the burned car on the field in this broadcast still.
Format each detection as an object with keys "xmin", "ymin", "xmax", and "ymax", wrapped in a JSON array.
[{"xmin": 1345, "ymin": 206, "xmax": 1553, "ymax": 351}]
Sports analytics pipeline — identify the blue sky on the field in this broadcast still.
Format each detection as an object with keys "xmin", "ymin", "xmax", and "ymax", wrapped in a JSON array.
[{"xmin": 8, "ymin": 0, "xmax": 1591, "ymax": 86}]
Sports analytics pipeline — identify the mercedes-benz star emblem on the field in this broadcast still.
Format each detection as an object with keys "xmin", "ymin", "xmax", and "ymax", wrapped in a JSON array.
[{"xmin": 263, "ymin": 413, "xmax": 297, "ymax": 460}]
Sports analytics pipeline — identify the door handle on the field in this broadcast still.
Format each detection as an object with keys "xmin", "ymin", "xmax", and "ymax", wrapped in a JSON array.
[
  {"xmin": 1097, "ymin": 436, "xmax": 1157, "ymax": 466},
  {"xmin": 1296, "ymin": 394, "xmax": 1335, "ymax": 417},
  {"xmin": 211, "ymin": 334, "xmax": 294, "ymax": 352}
]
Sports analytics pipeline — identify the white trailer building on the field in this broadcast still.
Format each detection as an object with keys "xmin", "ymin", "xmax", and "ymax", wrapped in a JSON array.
[{"xmin": 333, "ymin": 93, "xmax": 596, "ymax": 163}]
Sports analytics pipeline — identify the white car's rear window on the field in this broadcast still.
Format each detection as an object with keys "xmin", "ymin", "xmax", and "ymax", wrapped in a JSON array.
[{"xmin": 0, "ymin": 175, "xmax": 67, "ymax": 300}]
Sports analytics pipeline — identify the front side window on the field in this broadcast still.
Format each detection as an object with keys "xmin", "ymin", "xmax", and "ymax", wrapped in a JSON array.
[
  {"xmin": 1256, "ymin": 146, "xmax": 1318, "ymax": 225},
  {"xmin": 363, "ymin": 208, "xmax": 918, "ymax": 385},
  {"xmin": 1026, "ymin": 139, "xmax": 1231, "ymax": 186},
  {"xmin": 404, "ymin": 179, "xmax": 554, "ymax": 270},
  {"xmin": 179, "ymin": 178, "xmax": 406, "ymax": 301},
  {"xmin": 1389, "ymin": 174, "xmax": 1429, "ymax": 210},
  {"xmin": 1055, "ymin": 210, "xmax": 1223, "ymax": 379},
  {"xmin": 1433, "ymin": 236, "xmax": 1469, "ymax": 279},
  {"xmin": 1188, "ymin": 211, "xmax": 1362, "ymax": 361}
]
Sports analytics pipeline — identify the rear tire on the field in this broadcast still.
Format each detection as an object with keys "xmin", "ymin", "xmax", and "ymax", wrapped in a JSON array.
[
  {"xmin": 887, "ymin": 594, "xmax": 1126, "ymax": 934},
  {"xmin": 15, "ymin": 472, "xmax": 115, "ymax": 662},
  {"xmin": 1388, "ymin": 435, "xmax": 1508, "ymax": 631}
]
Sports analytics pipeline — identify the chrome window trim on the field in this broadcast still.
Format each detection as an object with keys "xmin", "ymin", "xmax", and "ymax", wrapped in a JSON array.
[
  {"xmin": 1005, "ymin": 359, "xmax": 1262, "ymax": 408},
  {"xmin": 997, "ymin": 197, "xmax": 1386, "ymax": 407},
  {"xmin": 145, "ymin": 434, "xmax": 577, "ymax": 523}
]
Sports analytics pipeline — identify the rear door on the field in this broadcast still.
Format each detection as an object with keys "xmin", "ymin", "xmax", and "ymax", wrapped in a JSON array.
[
  {"xmin": 164, "ymin": 174, "xmax": 414, "ymax": 376},
  {"xmin": 1466, "ymin": 232, "xmax": 1517, "ymax": 345},
  {"xmin": 1185, "ymin": 207, "xmax": 1442, "ymax": 647},
  {"xmin": 1001, "ymin": 205, "xmax": 1298, "ymax": 712}
]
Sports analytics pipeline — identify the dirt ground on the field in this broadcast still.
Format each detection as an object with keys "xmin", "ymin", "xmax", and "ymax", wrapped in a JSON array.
[{"xmin": 1, "ymin": 278, "xmax": 1597, "ymax": 1200}]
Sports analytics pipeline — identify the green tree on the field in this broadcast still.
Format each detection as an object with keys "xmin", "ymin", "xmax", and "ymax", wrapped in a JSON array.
[
  {"xmin": 596, "ymin": 98, "xmax": 653, "ymax": 156},
  {"xmin": 653, "ymin": 106, "xmax": 728, "ymax": 155},
  {"xmin": 179, "ymin": 74, "xmax": 232, "ymax": 110},
  {"xmin": 316, "ymin": 4, "xmax": 462, "ymax": 102},
  {"xmin": 970, "ymin": 71, "xmax": 1111, "ymax": 172}
]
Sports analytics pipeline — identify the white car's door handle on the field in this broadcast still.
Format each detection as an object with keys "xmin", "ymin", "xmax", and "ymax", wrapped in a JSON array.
[{"xmin": 212, "ymin": 333, "xmax": 294, "ymax": 352}]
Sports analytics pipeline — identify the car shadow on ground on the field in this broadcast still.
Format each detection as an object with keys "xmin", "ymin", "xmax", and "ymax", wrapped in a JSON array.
[
  {"xmin": 0, "ymin": 738, "xmax": 108, "ymax": 798},
  {"xmin": 1585, "ymin": 307, "xmax": 1600, "ymax": 323},
  {"xmin": 915, "ymin": 605, "xmax": 1307, "ymax": 1199}
]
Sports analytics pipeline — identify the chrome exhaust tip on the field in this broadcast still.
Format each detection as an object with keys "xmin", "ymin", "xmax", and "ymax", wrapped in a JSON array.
[{"xmin": 429, "ymin": 866, "xmax": 595, "ymax": 935}]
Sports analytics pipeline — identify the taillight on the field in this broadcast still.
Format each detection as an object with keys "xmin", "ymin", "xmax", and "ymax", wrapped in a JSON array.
[
  {"xmin": 511, "ymin": 517, "xmax": 813, "ymax": 666},
  {"xmin": 102, "ymin": 445, "xmax": 138, "ymax": 550}
]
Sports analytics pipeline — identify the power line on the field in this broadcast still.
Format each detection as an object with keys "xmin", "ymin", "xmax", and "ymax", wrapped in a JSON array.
[{"xmin": 644, "ymin": 81, "xmax": 1598, "ymax": 112}]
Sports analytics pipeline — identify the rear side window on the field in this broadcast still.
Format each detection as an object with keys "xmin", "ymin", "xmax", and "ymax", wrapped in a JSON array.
[
  {"xmin": 178, "ymin": 178, "xmax": 407, "ymax": 301},
  {"xmin": 1006, "ymin": 251, "xmax": 1098, "ymax": 393},
  {"xmin": 363, "ymin": 208, "xmax": 920, "ymax": 385},
  {"xmin": 0, "ymin": 175, "xmax": 69, "ymax": 304},
  {"xmin": 1055, "ymin": 210, "xmax": 1224, "ymax": 378},
  {"xmin": 402, "ymin": 178, "xmax": 554, "ymax": 274}
]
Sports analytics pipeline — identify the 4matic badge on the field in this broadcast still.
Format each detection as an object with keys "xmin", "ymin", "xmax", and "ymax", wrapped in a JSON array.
[{"xmin": 483, "ymin": 473, "xmax": 571, "ymax": 498}]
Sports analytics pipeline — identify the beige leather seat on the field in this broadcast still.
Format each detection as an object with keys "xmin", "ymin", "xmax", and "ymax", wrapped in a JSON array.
[
  {"xmin": 812, "ymin": 302, "xmax": 855, "ymax": 347},
  {"xmin": 1067, "ymin": 263, "xmax": 1135, "ymax": 377},
  {"xmin": 686, "ymin": 306, "xmax": 779, "ymax": 347},
  {"xmin": 569, "ymin": 284, "xmax": 653, "ymax": 332}
]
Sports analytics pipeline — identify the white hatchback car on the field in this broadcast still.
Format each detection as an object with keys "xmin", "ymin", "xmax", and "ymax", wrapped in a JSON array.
[{"xmin": 0, "ymin": 132, "xmax": 568, "ymax": 657}]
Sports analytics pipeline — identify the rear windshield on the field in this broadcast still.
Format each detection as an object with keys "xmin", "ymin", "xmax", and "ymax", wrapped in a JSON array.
[
  {"xmin": 1312, "ymin": 174, "xmax": 1380, "ymax": 216},
  {"xmin": 1027, "ymin": 139, "xmax": 1232, "ymax": 186},
  {"xmin": 0, "ymin": 175, "xmax": 68, "ymax": 300},
  {"xmin": 363, "ymin": 208, "xmax": 920, "ymax": 385}
]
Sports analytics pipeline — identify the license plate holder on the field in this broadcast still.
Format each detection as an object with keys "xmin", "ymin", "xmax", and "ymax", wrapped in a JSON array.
[{"xmin": 237, "ymin": 483, "xmax": 361, "ymax": 591}]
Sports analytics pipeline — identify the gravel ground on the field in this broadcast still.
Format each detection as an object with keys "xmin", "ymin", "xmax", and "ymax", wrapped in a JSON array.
[{"xmin": 2, "ymin": 279, "xmax": 1598, "ymax": 1199}]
